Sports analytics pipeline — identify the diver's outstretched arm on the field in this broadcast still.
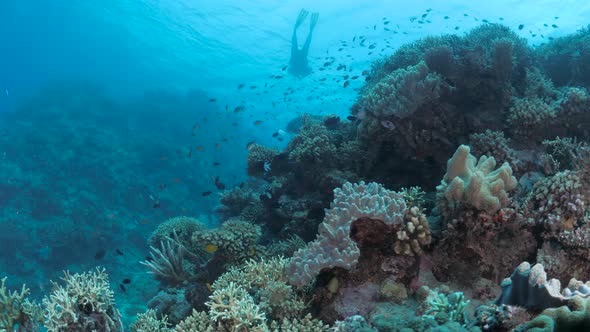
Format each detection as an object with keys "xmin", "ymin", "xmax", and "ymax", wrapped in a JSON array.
[{"xmin": 301, "ymin": 12, "xmax": 319, "ymax": 55}]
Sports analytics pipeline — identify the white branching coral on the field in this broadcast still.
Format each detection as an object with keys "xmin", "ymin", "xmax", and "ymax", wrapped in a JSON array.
[
  {"xmin": 206, "ymin": 282, "xmax": 268, "ymax": 332},
  {"xmin": 42, "ymin": 267, "xmax": 122, "ymax": 332}
]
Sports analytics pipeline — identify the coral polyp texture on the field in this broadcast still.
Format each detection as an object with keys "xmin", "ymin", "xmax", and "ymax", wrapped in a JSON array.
[
  {"xmin": 437, "ymin": 144, "xmax": 518, "ymax": 214},
  {"xmin": 286, "ymin": 181, "xmax": 408, "ymax": 287}
]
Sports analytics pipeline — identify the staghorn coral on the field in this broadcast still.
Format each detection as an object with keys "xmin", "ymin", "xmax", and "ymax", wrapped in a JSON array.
[
  {"xmin": 131, "ymin": 309, "xmax": 171, "ymax": 332},
  {"xmin": 213, "ymin": 257, "xmax": 304, "ymax": 322},
  {"xmin": 437, "ymin": 144, "xmax": 518, "ymax": 214},
  {"xmin": 42, "ymin": 267, "xmax": 123, "ymax": 332},
  {"xmin": 206, "ymin": 282, "xmax": 268, "ymax": 331},
  {"xmin": 286, "ymin": 181, "xmax": 407, "ymax": 287},
  {"xmin": 174, "ymin": 310, "xmax": 213, "ymax": 332},
  {"xmin": 0, "ymin": 277, "xmax": 41, "ymax": 332},
  {"xmin": 269, "ymin": 314, "xmax": 329, "ymax": 332}
]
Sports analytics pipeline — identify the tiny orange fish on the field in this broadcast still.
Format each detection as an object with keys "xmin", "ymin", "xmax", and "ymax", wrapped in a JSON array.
[
  {"xmin": 195, "ymin": 146, "xmax": 205, "ymax": 152},
  {"xmin": 234, "ymin": 106, "xmax": 244, "ymax": 113},
  {"xmin": 192, "ymin": 124, "xmax": 200, "ymax": 130},
  {"xmin": 139, "ymin": 219, "xmax": 150, "ymax": 225},
  {"xmin": 254, "ymin": 120, "xmax": 263, "ymax": 126},
  {"xmin": 159, "ymin": 156, "xmax": 168, "ymax": 161},
  {"xmin": 215, "ymin": 143, "xmax": 221, "ymax": 149},
  {"xmin": 172, "ymin": 178, "xmax": 182, "ymax": 183}
]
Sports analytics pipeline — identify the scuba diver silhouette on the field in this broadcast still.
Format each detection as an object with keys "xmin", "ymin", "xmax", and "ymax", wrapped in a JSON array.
[{"xmin": 288, "ymin": 9, "xmax": 319, "ymax": 78}]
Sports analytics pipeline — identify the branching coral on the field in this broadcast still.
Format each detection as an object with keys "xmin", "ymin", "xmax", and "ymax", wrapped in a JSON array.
[
  {"xmin": 206, "ymin": 282, "xmax": 268, "ymax": 331},
  {"xmin": 42, "ymin": 267, "xmax": 123, "ymax": 332},
  {"xmin": 0, "ymin": 277, "xmax": 41, "ymax": 332},
  {"xmin": 131, "ymin": 309, "xmax": 170, "ymax": 332},
  {"xmin": 287, "ymin": 181, "xmax": 407, "ymax": 287},
  {"xmin": 437, "ymin": 144, "xmax": 518, "ymax": 214}
]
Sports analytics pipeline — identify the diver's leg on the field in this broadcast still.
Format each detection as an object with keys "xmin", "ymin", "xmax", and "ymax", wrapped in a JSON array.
[
  {"xmin": 295, "ymin": 9, "xmax": 309, "ymax": 29},
  {"xmin": 291, "ymin": 9, "xmax": 309, "ymax": 54},
  {"xmin": 301, "ymin": 12, "xmax": 319, "ymax": 55}
]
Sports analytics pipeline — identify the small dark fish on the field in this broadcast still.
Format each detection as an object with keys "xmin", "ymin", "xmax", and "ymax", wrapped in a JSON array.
[
  {"xmin": 202, "ymin": 191, "xmax": 212, "ymax": 197},
  {"xmin": 209, "ymin": 98, "xmax": 216, "ymax": 102},
  {"xmin": 94, "ymin": 249, "xmax": 106, "ymax": 260},
  {"xmin": 274, "ymin": 75, "xmax": 283, "ymax": 79},
  {"xmin": 213, "ymin": 162, "xmax": 220, "ymax": 166},
  {"xmin": 347, "ymin": 115, "xmax": 357, "ymax": 121},
  {"xmin": 234, "ymin": 106, "xmax": 245, "ymax": 113},
  {"xmin": 272, "ymin": 132, "xmax": 279, "ymax": 137},
  {"xmin": 454, "ymin": 26, "xmax": 460, "ymax": 30},
  {"xmin": 351, "ymin": 75, "xmax": 359, "ymax": 80},
  {"xmin": 122, "ymin": 278, "xmax": 131, "ymax": 284},
  {"xmin": 214, "ymin": 176, "xmax": 226, "ymax": 190},
  {"xmin": 518, "ymin": 24, "xmax": 524, "ymax": 30},
  {"xmin": 277, "ymin": 137, "xmax": 283, "ymax": 141},
  {"xmin": 116, "ymin": 249, "xmax": 124, "ymax": 256},
  {"xmin": 552, "ymin": 24, "xmax": 558, "ymax": 28},
  {"xmin": 119, "ymin": 284, "xmax": 126, "ymax": 292},
  {"xmin": 343, "ymin": 80, "xmax": 350, "ymax": 88},
  {"xmin": 254, "ymin": 120, "xmax": 263, "ymax": 126},
  {"xmin": 444, "ymin": 16, "xmax": 449, "ymax": 19},
  {"xmin": 421, "ymin": 13, "xmax": 427, "ymax": 18},
  {"xmin": 282, "ymin": 65, "xmax": 287, "ymax": 71},
  {"xmin": 154, "ymin": 200, "xmax": 161, "ymax": 208},
  {"xmin": 237, "ymin": 84, "xmax": 245, "ymax": 89}
]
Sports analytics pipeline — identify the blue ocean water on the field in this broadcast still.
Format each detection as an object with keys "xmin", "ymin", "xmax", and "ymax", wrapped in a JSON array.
[{"xmin": 1, "ymin": 0, "xmax": 590, "ymax": 330}]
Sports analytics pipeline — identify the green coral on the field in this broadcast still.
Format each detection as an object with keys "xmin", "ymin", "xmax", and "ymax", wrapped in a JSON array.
[
  {"xmin": 424, "ymin": 291, "xmax": 470, "ymax": 326},
  {"xmin": 516, "ymin": 296, "xmax": 590, "ymax": 331}
]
